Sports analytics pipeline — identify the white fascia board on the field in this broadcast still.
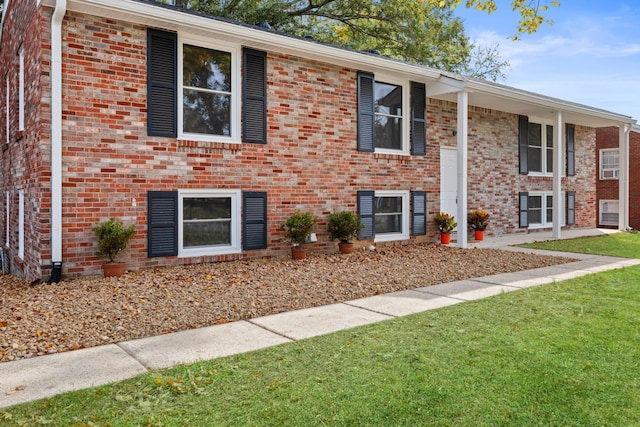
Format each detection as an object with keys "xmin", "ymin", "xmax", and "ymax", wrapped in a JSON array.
[{"xmin": 59, "ymin": 0, "xmax": 441, "ymax": 83}]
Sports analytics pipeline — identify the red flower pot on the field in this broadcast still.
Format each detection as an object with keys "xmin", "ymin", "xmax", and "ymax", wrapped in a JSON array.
[
  {"xmin": 474, "ymin": 230, "xmax": 484, "ymax": 241},
  {"xmin": 440, "ymin": 233, "xmax": 452, "ymax": 244}
]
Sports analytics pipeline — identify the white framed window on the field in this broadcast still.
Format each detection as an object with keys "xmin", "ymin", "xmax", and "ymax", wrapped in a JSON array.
[
  {"xmin": 18, "ymin": 45, "xmax": 24, "ymax": 132},
  {"xmin": 178, "ymin": 36, "xmax": 240, "ymax": 143},
  {"xmin": 4, "ymin": 73, "xmax": 9, "ymax": 144},
  {"xmin": 527, "ymin": 119, "xmax": 556, "ymax": 175},
  {"xmin": 527, "ymin": 191, "xmax": 565, "ymax": 229},
  {"xmin": 5, "ymin": 191, "xmax": 9, "ymax": 247},
  {"xmin": 374, "ymin": 78, "xmax": 409, "ymax": 154},
  {"xmin": 599, "ymin": 200, "xmax": 619, "ymax": 226},
  {"xmin": 18, "ymin": 190, "xmax": 24, "ymax": 260},
  {"xmin": 599, "ymin": 149, "xmax": 619, "ymax": 180},
  {"xmin": 178, "ymin": 189, "xmax": 241, "ymax": 257},
  {"xmin": 374, "ymin": 190, "xmax": 410, "ymax": 242}
]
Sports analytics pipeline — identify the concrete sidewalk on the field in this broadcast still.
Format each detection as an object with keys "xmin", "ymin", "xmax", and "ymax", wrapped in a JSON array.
[{"xmin": 2, "ymin": 229, "xmax": 638, "ymax": 409}]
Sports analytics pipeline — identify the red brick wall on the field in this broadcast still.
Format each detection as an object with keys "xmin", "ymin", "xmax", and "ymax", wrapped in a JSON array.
[
  {"xmin": 0, "ymin": 1, "xmax": 50, "ymax": 280},
  {"xmin": 596, "ymin": 126, "xmax": 640, "ymax": 230},
  {"xmin": 631, "ymin": 131, "xmax": 640, "ymax": 230},
  {"xmin": 0, "ymin": 8, "xmax": 598, "ymax": 280}
]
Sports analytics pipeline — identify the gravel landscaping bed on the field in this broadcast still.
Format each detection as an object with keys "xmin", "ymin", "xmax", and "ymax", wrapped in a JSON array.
[{"xmin": 0, "ymin": 243, "xmax": 574, "ymax": 363}]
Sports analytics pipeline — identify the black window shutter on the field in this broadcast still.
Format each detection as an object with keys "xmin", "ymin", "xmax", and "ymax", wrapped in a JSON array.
[
  {"xmin": 357, "ymin": 72, "xmax": 375, "ymax": 152},
  {"xmin": 242, "ymin": 191, "xmax": 267, "ymax": 249},
  {"xmin": 242, "ymin": 48, "xmax": 267, "ymax": 144},
  {"xmin": 566, "ymin": 124, "xmax": 575, "ymax": 176},
  {"xmin": 518, "ymin": 115, "xmax": 529, "ymax": 175},
  {"xmin": 566, "ymin": 191, "xmax": 576, "ymax": 225},
  {"xmin": 519, "ymin": 191, "xmax": 529, "ymax": 228},
  {"xmin": 411, "ymin": 82, "xmax": 426, "ymax": 156},
  {"xmin": 148, "ymin": 191, "xmax": 178, "ymax": 257},
  {"xmin": 357, "ymin": 190, "xmax": 375, "ymax": 239},
  {"xmin": 411, "ymin": 190, "xmax": 427, "ymax": 235},
  {"xmin": 147, "ymin": 29, "xmax": 177, "ymax": 137}
]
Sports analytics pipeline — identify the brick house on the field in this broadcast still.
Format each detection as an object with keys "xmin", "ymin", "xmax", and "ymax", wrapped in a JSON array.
[
  {"xmin": 0, "ymin": 0, "xmax": 635, "ymax": 281},
  {"xmin": 596, "ymin": 125, "xmax": 640, "ymax": 230}
]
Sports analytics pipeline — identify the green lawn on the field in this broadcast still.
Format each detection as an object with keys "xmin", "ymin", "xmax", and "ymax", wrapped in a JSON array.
[
  {"xmin": 3, "ymin": 264, "xmax": 639, "ymax": 426},
  {"xmin": 519, "ymin": 231, "xmax": 640, "ymax": 258}
]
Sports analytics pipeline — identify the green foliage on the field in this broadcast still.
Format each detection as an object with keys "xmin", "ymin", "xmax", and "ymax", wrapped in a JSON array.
[
  {"xmin": 468, "ymin": 209, "xmax": 490, "ymax": 231},
  {"xmin": 434, "ymin": 211, "xmax": 457, "ymax": 233},
  {"xmin": 152, "ymin": 0, "xmax": 510, "ymax": 81},
  {"xmin": 327, "ymin": 210, "xmax": 364, "ymax": 243},
  {"xmin": 92, "ymin": 218, "xmax": 136, "ymax": 263},
  {"xmin": 280, "ymin": 210, "xmax": 318, "ymax": 248}
]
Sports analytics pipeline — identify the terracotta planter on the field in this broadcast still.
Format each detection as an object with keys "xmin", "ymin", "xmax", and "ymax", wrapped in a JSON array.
[
  {"xmin": 440, "ymin": 233, "xmax": 451, "ymax": 244},
  {"xmin": 338, "ymin": 242, "xmax": 354, "ymax": 254},
  {"xmin": 291, "ymin": 247, "xmax": 307, "ymax": 260},
  {"xmin": 102, "ymin": 262, "xmax": 125, "ymax": 277},
  {"xmin": 474, "ymin": 230, "xmax": 485, "ymax": 241}
]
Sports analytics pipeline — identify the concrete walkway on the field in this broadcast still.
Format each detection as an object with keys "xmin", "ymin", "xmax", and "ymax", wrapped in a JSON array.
[{"xmin": 1, "ymin": 228, "xmax": 638, "ymax": 409}]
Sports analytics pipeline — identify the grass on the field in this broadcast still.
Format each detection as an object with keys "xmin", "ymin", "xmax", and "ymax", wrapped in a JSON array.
[
  {"xmin": 519, "ymin": 230, "xmax": 640, "ymax": 258},
  {"xmin": 2, "ymin": 264, "xmax": 639, "ymax": 426}
]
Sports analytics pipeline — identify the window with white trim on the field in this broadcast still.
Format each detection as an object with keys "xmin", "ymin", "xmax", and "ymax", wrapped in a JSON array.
[
  {"xmin": 18, "ymin": 190, "xmax": 24, "ymax": 260},
  {"xmin": 357, "ymin": 73, "xmax": 425, "ymax": 156},
  {"xmin": 374, "ymin": 80, "xmax": 406, "ymax": 152},
  {"xmin": 528, "ymin": 121, "xmax": 554, "ymax": 174},
  {"xmin": 5, "ymin": 191, "xmax": 9, "ymax": 247},
  {"xmin": 4, "ymin": 73, "xmax": 8, "ymax": 144},
  {"xmin": 178, "ymin": 37, "xmax": 240, "ymax": 142},
  {"xmin": 527, "ymin": 192, "xmax": 565, "ymax": 228},
  {"xmin": 599, "ymin": 200, "xmax": 619, "ymax": 226},
  {"xmin": 374, "ymin": 190, "xmax": 409, "ymax": 241},
  {"xmin": 178, "ymin": 189, "xmax": 241, "ymax": 257},
  {"xmin": 18, "ymin": 45, "xmax": 24, "ymax": 132},
  {"xmin": 599, "ymin": 149, "xmax": 619, "ymax": 180}
]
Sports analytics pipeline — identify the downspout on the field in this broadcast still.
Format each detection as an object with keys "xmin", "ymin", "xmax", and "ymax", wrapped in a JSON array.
[{"xmin": 49, "ymin": 0, "xmax": 66, "ymax": 281}]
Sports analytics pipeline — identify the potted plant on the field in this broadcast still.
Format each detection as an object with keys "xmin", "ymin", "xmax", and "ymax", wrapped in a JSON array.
[
  {"xmin": 468, "ymin": 209, "xmax": 490, "ymax": 241},
  {"xmin": 281, "ymin": 210, "xmax": 318, "ymax": 259},
  {"xmin": 93, "ymin": 217, "xmax": 136, "ymax": 277},
  {"xmin": 434, "ymin": 212, "xmax": 457, "ymax": 244},
  {"xmin": 327, "ymin": 210, "xmax": 364, "ymax": 254}
]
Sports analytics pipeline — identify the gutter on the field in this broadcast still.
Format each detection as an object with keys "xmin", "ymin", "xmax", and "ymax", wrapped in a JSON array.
[{"xmin": 50, "ymin": 0, "xmax": 66, "ymax": 280}]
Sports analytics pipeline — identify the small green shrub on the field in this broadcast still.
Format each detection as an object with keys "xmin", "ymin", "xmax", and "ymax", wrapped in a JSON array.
[
  {"xmin": 281, "ymin": 210, "xmax": 318, "ymax": 248},
  {"xmin": 93, "ymin": 218, "xmax": 136, "ymax": 263},
  {"xmin": 468, "ymin": 209, "xmax": 490, "ymax": 231},
  {"xmin": 327, "ymin": 210, "xmax": 363, "ymax": 243},
  {"xmin": 434, "ymin": 212, "xmax": 457, "ymax": 234}
]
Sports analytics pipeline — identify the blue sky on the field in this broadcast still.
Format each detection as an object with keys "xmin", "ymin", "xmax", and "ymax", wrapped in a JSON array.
[{"xmin": 453, "ymin": 1, "xmax": 640, "ymax": 121}]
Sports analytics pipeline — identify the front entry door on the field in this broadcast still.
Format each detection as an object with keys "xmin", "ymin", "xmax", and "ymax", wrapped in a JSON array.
[{"xmin": 440, "ymin": 148, "xmax": 457, "ymax": 229}]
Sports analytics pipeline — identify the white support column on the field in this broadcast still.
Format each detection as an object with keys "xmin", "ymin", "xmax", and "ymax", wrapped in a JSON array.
[
  {"xmin": 552, "ymin": 111, "xmax": 563, "ymax": 238},
  {"xmin": 619, "ymin": 125, "xmax": 630, "ymax": 230},
  {"xmin": 456, "ymin": 91, "xmax": 468, "ymax": 248}
]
